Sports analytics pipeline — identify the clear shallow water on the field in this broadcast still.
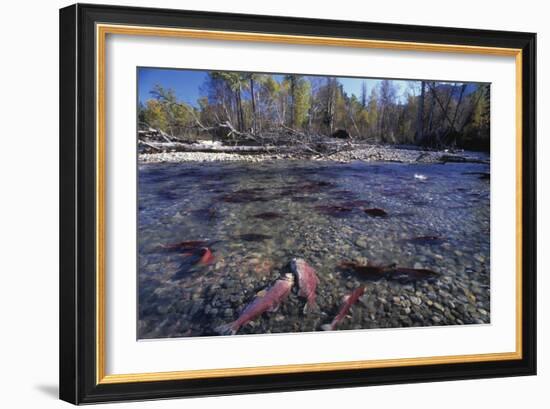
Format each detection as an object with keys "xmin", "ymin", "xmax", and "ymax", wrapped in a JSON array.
[{"xmin": 138, "ymin": 159, "xmax": 490, "ymax": 339}]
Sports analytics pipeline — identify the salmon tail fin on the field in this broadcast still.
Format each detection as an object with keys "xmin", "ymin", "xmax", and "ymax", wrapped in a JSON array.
[
  {"xmin": 214, "ymin": 321, "xmax": 239, "ymax": 336},
  {"xmin": 321, "ymin": 323, "xmax": 335, "ymax": 331},
  {"xmin": 303, "ymin": 300, "xmax": 320, "ymax": 315}
]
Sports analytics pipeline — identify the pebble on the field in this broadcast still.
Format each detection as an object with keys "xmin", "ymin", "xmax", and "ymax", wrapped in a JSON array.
[
  {"xmin": 157, "ymin": 304, "xmax": 170, "ymax": 315},
  {"xmin": 189, "ymin": 301, "xmax": 203, "ymax": 317},
  {"xmin": 474, "ymin": 253, "xmax": 485, "ymax": 263},
  {"xmin": 410, "ymin": 296, "xmax": 422, "ymax": 306},
  {"xmin": 355, "ymin": 238, "xmax": 368, "ymax": 249}
]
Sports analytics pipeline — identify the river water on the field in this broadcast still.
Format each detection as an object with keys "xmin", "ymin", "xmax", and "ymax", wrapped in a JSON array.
[{"xmin": 137, "ymin": 158, "xmax": 490, "ymax": 339}]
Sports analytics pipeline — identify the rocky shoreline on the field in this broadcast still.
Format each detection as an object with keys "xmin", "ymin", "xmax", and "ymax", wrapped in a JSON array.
[{"xmin": 139, "ymin": 144, "xmax": 488, "ymax": 165}]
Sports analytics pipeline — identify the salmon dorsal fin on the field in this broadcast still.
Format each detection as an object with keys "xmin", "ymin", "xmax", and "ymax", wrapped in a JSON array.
[{"xmin": 256, "ymin": 289, "xmax": 267, "ymax": 298}]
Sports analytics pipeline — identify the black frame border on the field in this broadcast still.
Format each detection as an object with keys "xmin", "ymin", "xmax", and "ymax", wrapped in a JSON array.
[{"xmin": 59, "ymin": 3, "xmax": 536, "ymax": 404}]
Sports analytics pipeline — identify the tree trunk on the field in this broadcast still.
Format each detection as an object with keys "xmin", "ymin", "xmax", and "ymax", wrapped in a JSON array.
[
  {"xmin": 325, "ymin": 78, "xmax": 335, "ymax": 135},
  {"xmin": 444, "ymin": 83, "xmax": 466, "ymax": 145},
  {"xmin": 415, "ymin": 81, "xmax": 425, "ymax": 144},
  {"xmin": 427, "ymin": 83, "xmax": 436, "ymax": 134},
  {"xmin": 289, "ymin": 76, "xmax": 296, "ymax": 128},
  {"xmin": 360, "ymin": 81, "xmax": 367, "ymax": 108},
  {"xmin": 236, "ymin": 86, "xmax": 245, "ymax": 132},
  {"xmin": 250, "ymin": 77, "xmax": 257, "ymax": 134},
  {"xmin": 378, "ymin": 106, "xmax": 385, "ymax": 142}
]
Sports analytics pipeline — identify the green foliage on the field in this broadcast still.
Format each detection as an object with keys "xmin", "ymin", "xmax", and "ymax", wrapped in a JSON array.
[
  {"xmin": 140, "ymin": 84, "xmax": 194, "ymax": 138},
  {"xmin": 460, "ymin": 84, "xmax": 491, "ymax": 150},
  {"xmin": 143, "ymin": 99, "xmax": 168, "ymax": 131},
  {"xmin": 140, "ymin": 74, "xmax": 491, "ymax": 151},
  {"xmin": 285, "ymin": 75, "xmax": 311, "ymax": 128},
  {"xmin": 366, "ymin": 88, "xmax": 379, "ymax": 137},
  {"xmin": 210, "ymin": 72, "xmax": 246, "ymax": 92}
]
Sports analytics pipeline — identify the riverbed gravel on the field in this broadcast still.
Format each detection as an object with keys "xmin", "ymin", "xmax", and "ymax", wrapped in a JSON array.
[{"xmin": 137, "ymin": 158, "xmax": 490, "ymax": 339}]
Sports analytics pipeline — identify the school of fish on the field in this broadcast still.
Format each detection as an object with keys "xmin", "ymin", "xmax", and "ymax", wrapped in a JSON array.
[
  {"xmin": 160, "ymin": 238, "xmax": 440, "ymax": 335},
  {"xmin": 215, "ymin": 257, "xmax": 363, "ymax": 335}
]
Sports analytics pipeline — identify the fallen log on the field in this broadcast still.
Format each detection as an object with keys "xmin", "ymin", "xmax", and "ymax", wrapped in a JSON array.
[
  {"xmin": 140, "ymin": 141, "xmax": 299, "ymax": 155},
  {"xmin": 439, "ymin": 154, "xmax": 489, "ymax": 165},
  {"xmin": 138, "ymin": 140, "xmax": 163, "ymax": 151}
]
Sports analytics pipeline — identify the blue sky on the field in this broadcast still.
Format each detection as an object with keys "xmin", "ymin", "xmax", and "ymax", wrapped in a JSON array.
[
  {"xmin": 138, "ymin": 68, "xmax": 208, "ymax": 106},
  {"xmin": 137, "ymin": 67, "xmax": 420, "ymax": 107}
]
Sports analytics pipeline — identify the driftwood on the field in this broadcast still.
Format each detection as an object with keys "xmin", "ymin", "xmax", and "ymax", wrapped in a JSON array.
[
  {"xmin": 138, "ymin": 140, "xmax": 163, "ymax": 151},
  {"xmin": 439, "ymin": 154, "xmax": 489, "ymax": 165},
  {"xmin": 139, "ymin": 120, "xmax": 358, "ymax": 158},
  {"xmin": 278, "ymin": 124, "xmax": 356, "ymax": 157},
  {"xmin": 139, "ymin": 141, "xmax": 298, "ymax": 155},
  {"xmin": 138, "ymin": 123, "xmax": 489, "ymax": 163},
  {"xmin": 138, "ymin": 127, "xmax": 177, "ymax": 143}
]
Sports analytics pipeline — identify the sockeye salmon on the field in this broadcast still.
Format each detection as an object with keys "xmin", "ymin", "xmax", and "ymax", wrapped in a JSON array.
[
  {"xmin": 215, "ymin": 274, "xmax": 294, "ymax": 335},
  {"xmin": 322, "ymin": 286, "xmax": 365, "ymax": 331},
  {"xmin": 172, "ymin": 247, "xmax": 215, "ymax": 280},
  {"xmin": 290, "ymin": 258, "xmax": 319, "ymax": 314}
]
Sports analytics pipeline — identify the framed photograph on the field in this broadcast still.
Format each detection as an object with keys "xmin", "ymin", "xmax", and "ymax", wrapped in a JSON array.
[{"xmin": 59, "ymin": 3, "xmax": 536, "ymax": 404}]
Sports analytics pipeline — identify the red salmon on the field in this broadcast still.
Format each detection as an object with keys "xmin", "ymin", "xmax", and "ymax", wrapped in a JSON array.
[
  {"xmin": 198, "ymin": 247, "xmax": 215, "ymax": 265},
  {"xmin": 215, "ymin": 274, "xmax": 294, "ymax": 335},
  {"xmin": 160, "ymin": 240, "xmax": 208, "ymax": 252},
  {"xmin": 290, "ymin": 258, "xmax": 319, "ymax": 314},
  {"xmin": 322, "ymin": 287, "xmax": 365, "ymax": 331},
  {"xmin": 173, "ymin": 247, "xmax": 215, "ymax": 280}
]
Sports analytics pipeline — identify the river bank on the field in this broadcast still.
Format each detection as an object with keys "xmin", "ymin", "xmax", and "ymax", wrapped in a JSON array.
[{"xmin": 139, "ymin": 143, "xmax": 489, "ymax": 165}]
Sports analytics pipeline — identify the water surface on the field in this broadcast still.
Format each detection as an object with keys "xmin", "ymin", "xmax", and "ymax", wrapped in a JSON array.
[{"xmin": 138, "ymin": 159, "xmax": 490, "ymax": 338}]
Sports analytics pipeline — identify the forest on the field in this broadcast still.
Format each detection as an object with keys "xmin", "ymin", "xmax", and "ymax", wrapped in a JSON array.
[{"xmin": 138, "ymin": 71, "xmax": 490, "ymax": 152}]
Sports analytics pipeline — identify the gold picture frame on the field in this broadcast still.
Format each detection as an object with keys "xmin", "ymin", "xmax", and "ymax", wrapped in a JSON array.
[{"xmin": 60, "ymin": 4, "xmax": 536, "ymax": 404}]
